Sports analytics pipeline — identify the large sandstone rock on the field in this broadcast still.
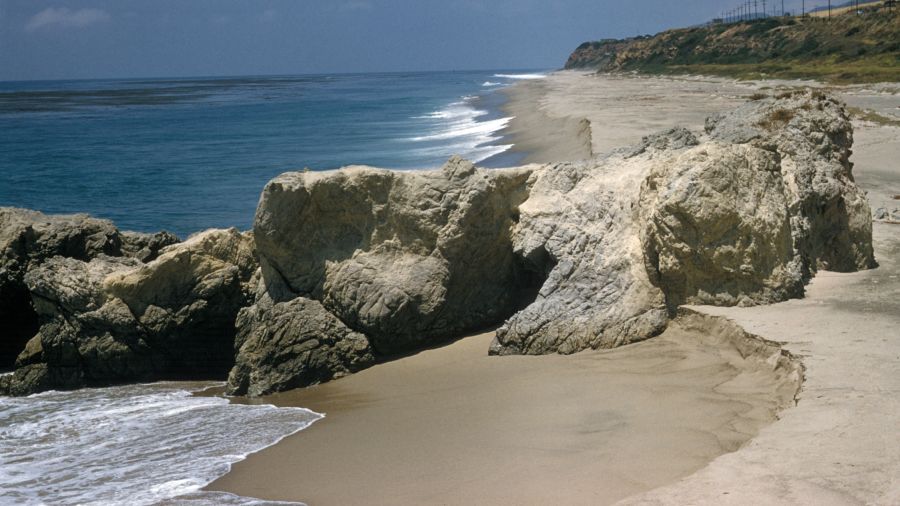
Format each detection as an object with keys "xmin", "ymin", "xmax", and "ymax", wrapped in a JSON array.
[
  {"xmin": 1, "ymin": 228, "xmax": 257, "ymax": 395},
  {"xmin": 0, "ymin": 208, "xmax": 177, "ymax": 368},
  {"xmin": 639, "ymin": 142, "xmax": 803, "ymax": 309},
  {"xmin": 253, "ymin": 156, "xmax": 533, "ymax": 354},
  {"xmin": 494, "ymin": 93, "xmax": 873, "ymax": 355},
  {"xmin": 705, "ymin": 91, "xmax": 875, "ymax": 275},
  {"xmin": 489, "ymin": 154, "xmax": 671, "ymax": 355}
]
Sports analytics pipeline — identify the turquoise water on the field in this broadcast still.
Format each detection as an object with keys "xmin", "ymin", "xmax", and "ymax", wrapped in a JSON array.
[{"xmin": 0, "ymin": 70, "xmax": 543, "ymax": 237}]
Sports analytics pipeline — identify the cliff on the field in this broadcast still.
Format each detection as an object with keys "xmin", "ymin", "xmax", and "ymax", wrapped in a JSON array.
[
  {"xmin": 565, "ymin": 8, "xmax": 900, "ymax": 83},
  {"xmin": 0, "ymin": 91, "xmax": 876, "ymax": 397}
]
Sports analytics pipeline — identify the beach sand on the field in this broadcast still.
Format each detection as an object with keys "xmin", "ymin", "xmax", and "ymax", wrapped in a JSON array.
[
  {"xmin": 211, "ymin": 316, "xmax": 799, "ymax": 506},
  {"xmin": 211, "ymin": 72, "xmax": 900, "ymax": 505}
]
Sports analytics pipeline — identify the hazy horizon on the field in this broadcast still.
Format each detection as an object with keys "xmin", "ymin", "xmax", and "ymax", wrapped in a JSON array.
[{"xmin": 1, "ymin": 0, "xmax": 750, "ymax": 81}]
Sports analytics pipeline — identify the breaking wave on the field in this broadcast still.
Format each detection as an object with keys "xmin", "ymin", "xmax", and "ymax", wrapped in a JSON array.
[
  {"xmin": 0, "ymin": 382, "xmax": 321, "ymax": 505},
  {"xmin": 407, "ymin": 97, "xmax": 512, "ymax": 164}
]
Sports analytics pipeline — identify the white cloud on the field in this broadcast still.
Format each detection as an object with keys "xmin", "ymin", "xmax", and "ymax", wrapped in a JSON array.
[{"xmin": 25, "ymin": 7, "xmax": 110, "ymax": 32}]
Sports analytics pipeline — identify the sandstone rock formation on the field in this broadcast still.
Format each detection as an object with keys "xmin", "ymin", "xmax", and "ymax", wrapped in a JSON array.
[
  {"xmin": 252, "ymin": 157, "xmax": 533, "ymax": 354},
  {"xmin": 0, "ymin": 91, "xmax": 876, "ymax": 397},
  {"xmin": 0, "ymin": 208, "xmax": 177, "ymax": 369},
  {"xmin": 1, "ymin": 228, "xmax": 256, "ymax": 396},
  {"xmin": 242, "ymin": 91, "xmax": 873, "ymax": 371},
  {"xmin": 490, "ymin": 155, "xmax": 670, "ymax": 355},
  {"xmin": 639, "ymin": 91, "xmax": 875, "ymax": 311}
]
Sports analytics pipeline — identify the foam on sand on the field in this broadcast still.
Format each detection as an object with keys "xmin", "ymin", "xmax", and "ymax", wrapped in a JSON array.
[{"xmin": 0, "ymin": 382, "xmax": 320, "ymax": 505}]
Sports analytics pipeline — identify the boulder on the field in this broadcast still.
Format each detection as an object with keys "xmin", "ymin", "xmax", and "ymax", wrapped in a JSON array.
[
  {"xmin": 639, "ymin": 142, "xmax": 803, "ymax": 309},
  {"xmin": 705, "ymin": 90, "xmax": 876, "ymax": 274},
  {"xmin": 253, "ymin": 156, "xmax": 533, "ymax": 354},
  {"xmin": 1, "ymin": 228, "xmax": 257, "ymax": 395},
  {"xmin": 226, "ymin": 286, "xmax": 375, "ymax": 397},
  {"xmin": 492, "ymin": 92, "xmax": 874, "ymax": 354},
  {"xmin": 0, "ymin": 208, "xmax": 178, "ymax": 368}
]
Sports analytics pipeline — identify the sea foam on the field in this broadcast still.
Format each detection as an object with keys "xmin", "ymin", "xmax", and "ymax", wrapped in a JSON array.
[
  {"xmin": 493, "ymin": 73, "xmax": 547, "ymax": 80},
  {"xmin": 407, "ymin": 97, "xmax": 512, "ymax": 164},
  {"xmin": 0, "ymin": 382, "xmax": 320, "ymax": 505}
]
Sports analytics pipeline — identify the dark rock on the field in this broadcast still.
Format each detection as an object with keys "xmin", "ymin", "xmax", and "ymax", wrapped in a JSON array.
[
  {"xmin": 0, "ymin": 208, "xmax": 179, "ymax": 370},
  {"xmin": 1, "ymin": 228, "xmax": 257, "ymax": 395},
  {"xmin": 226, "ymin": 288, "xmax": 375, "ymax": 397}
]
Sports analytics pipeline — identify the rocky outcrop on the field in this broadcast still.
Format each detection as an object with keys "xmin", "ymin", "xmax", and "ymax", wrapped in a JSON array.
[
  {"xmin": 0, "ymin": 208, "xmax": 178, "ymax": 368},
  {"xmin": 223, "ymin": 91, "xmax": 874, "ymax": 393},
  {"xmin": 252, "ymin": 157, "xmax": 533, "ymax": 354},
  {"xmin": 1, "ymin": 91, "xmax": 876, "ymax": 397},
  {"xmin": 639, "ymin": 142, "xmax": 802, "ymax": 309},
  {"xmin": 226, "ymin": 284, "xmax": 375, "ymax": 397},
  {"xmin": 705, "ymin": 90, "xmax": 875, "ymax": 275},
  {"xmin": 640, "ymin": 91, "xmax": 875, "ymax": 311},
  {"xmin": 1, "ymin": 228, "xmax": 257, "ymax": 396}
]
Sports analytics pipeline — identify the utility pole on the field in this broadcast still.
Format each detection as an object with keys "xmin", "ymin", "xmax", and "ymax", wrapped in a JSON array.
[
  {"xmin": 829, "ymin": 0, "xmax": 832, "ymax": 18},
  {"xmin": 762, "ymin": 0, "xmax": 767, "ymax": 18}
]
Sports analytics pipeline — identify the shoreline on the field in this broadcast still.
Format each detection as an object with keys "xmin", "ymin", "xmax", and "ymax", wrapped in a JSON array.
[
  {"xmin": 210, "ymin": 313, "xmax": 801, "ymax": 505},
  {"xmin": 210, "ymin": 71, "xmax": 900, "ymax": 504}
]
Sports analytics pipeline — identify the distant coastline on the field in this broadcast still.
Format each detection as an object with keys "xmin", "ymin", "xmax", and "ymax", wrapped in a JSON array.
[{"xmin": 566, "ymin": 6, "xmax": 900, "ymax": 83}]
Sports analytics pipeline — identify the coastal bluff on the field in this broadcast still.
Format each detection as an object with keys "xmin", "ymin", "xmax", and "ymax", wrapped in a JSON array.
[{"xmin": 0, "ymin": 91, "xmax": 874, "ymax": 397}]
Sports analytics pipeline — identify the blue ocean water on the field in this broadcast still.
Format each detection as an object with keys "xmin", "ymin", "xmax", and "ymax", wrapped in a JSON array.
[{"xmin": 0, "ymin": 70, "xmax": 544, "ymax": 238}]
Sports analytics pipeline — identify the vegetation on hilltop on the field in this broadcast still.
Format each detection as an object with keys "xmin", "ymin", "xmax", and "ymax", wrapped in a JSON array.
[{"xmin": 566, "ymin": 8, "xmax": 900, "ymax": 83}]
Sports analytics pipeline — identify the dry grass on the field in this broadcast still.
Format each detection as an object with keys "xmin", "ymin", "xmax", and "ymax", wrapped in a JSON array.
[
  {"xmin": 846, "ymin": 106, "xmax": 900, "ymax": 127},
  {"xmin": 757, "ymin": 108, "xmax": 797, "ymax": 129}
]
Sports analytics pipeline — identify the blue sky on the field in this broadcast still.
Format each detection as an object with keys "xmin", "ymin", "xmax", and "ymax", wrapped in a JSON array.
[{"xmin": 0, "ymin": 0, "xmax": 795, "ymax": 80}]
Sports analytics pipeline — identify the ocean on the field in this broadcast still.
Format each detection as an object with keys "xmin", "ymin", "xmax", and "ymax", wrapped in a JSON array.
[
  {"xmin": 0, "ymin": 70, "xmax": 546, "ymax": 505},
  {"xmin": 0, "ymin": 70, "xmax": 544, "ymax": 238}
]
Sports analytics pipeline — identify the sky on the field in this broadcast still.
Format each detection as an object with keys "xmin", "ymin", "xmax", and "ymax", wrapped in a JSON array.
[{"xmin": 0, "ymin": 0, "xmax": 780, "ymax": 81}]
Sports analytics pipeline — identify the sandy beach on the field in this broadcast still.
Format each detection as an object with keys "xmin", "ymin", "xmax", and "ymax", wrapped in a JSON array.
[
  {"xmin": 212, "ymin": 314, "xmax": 799, "ymax": 505},
  {"xmin": 211, "ymin": 72, "xmax": 900, "ymax": 505}
]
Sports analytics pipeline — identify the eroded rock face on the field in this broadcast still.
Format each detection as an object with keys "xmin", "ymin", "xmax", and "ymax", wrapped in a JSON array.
[
  {"xmin": 490, "ymin": 155, "xmax": 670, "ymax": 355},
  {"xmin": 226, "ymin": 283, "xmax": 375, "ymax": 397},
  {"xmin": 252, "ymin": 156, "xmax": 533, "ymax": 354},
  {"xmin": 705, "ymin": 91, "xmax": 875, "ymax": 275},
  {"xmin": 639, "ymin": 142, "xmax": 803, "ymax": 309},
  {"xmin": 1, "ymin": 228, "xmax": 257, "ymax": 395},
  {"xmin": 0, "ymin": 208, "xmax": 178, "ymax": 368}
]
